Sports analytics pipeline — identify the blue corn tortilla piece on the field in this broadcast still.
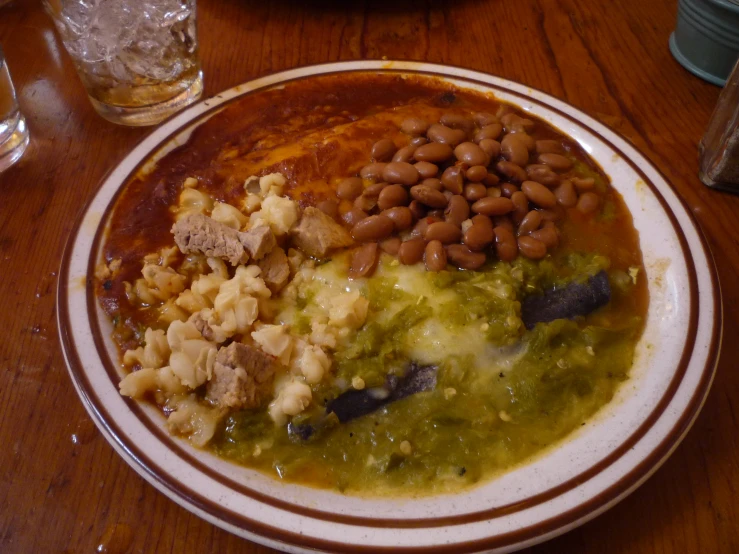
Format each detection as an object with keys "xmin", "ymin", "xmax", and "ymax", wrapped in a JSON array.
[
  {"xmin": 287, "ymin": 421, "xmax": 315, "ymax": 441},
  {"xmin": 521, "ymin": 270, "xmax": 611, "ymax": 330},
  {"xmin": 327, "ymin": 362, "xmax": 438, "ymax": 424},
  {"xmin": 325, "ymin": 388, "xmax": 389, "ymax": 424},
  {"xmin": 387, "ymin": 363, "xmax": 438, "ymax": 402}
]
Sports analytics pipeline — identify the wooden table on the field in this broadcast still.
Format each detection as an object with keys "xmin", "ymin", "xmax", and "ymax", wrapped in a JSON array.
[{"xmin": 1, "ymin": 0, "xmax": 736, "ymax": 552}]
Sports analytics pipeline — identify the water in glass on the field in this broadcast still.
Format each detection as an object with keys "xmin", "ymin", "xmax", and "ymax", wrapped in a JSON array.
[{"xmin": 44, "ymin": 0, "xmax": 203, "ymax": 126}]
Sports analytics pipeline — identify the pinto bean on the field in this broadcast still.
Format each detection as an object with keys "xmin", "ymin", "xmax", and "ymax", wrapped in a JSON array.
[
  {"xmin": 518, "ymin": 210, "xmax": 543, "ymax": 235},
  {"xmin": 363, "ymin": 181, "xmax": 387, "ymax": 197},
  {"xmin": 530, "ymin": 224, "xmax": 559, "ymax": 248},
  {"xmin": 440, "ymin": 112, "xmax": 475, "ymax": 132},
  {"xmin": 492, "ymin": 215, "xmax": 514, "ymax": 232},
  {"xmin": 413, "ymin": 142, "xmax": 454, "ymax": 163},
  {"xmin": 447, "ymin": 244, "xmax": 486, "ymax": 270},
  {"xmin": 371, "ymin": 138, "xmax": 397, "ymax": 162},
  {"xmin": 444, "ymin": 195, "xmax": 470, "ymax": 226},
  {"xmin": 473, "ymin": 112, "xmax": 499, "ymax": 126},
  {"xmin": 571, "ymin": 177, "xmax": 596, "ymax": 191},
  {"xmin": 474, "ymin": 123, "xmax": 503, "ymax": 143},
  {"xmin": 420, "ymin": 177, "xmax": 443, "ymax": 191},
  {"xmin": 377, "ymin": 184, "xmax": 409, "ymax": 211},
  {"xmin": 517, "ymin": 236, "xmax": 547, "ymax": 259},
  {"xmin": 463, "ymin": 221, "xmax": 494, "ymax": 251},
  {"xmin": 471, "ymin": 196, "xmax": 514, "ymax": 216},
  {"xmin": 342, "ymin": 207, "xmax": 368, "ymax": 227},
  {"xmin": 410, "ymin": 136, "xmax": 428, "ymax": 147},
  {"xmin": 454, "ymin": 142, "xmax": 489, "ymax": 166},
  {"xmin": 496, "ymin": 160, "xmax": 527, "ymax": 182},
  {"xmin": 526, "ymin": 164, "xmax": 560, "ymax": 187},
  {"xmin": 494, "ymin": 226, "xmax": 518, "ymax": 261},
  {"xmin": 382, "ymin": 162, "xmax": 420, "ymax": 186},
  {"xmin": 337, "ymin": 177, "xmax": 364, "ymax": 200},
  {"xmin": 440, "ymin": 166, "xmax": 464, "ymax": 195},
  {"xmin": 472, "ymin": 214, "xmax": 494, "ymax": 231},
  {"xmin": 359, "ymin": 162, "xmax": 387, "ymax": 182},
  {"xmin": 577, "ymin": 191, "xmax": 600, "ymax": 214},
  {"xmin": 410, "ymin": 185, "xmax": 449, "ymax": 208},
  {"xmin": 349, "ymin": 242, "xmax": 379, "ymax": 278},
  {"xmin": 464, "ymin": 183, "xmax": 488, "ymax": 202},
  {"xmin": 500, "ymin": 182, "xmax": 519, "ymax": 198},
  {"xmin": 425, "ymin": 221, "xmax": 462, "ymax": 244},
  {"xmin": 410, "ymin": 218, "xmax": 429, "ymax": 239},
  {"xmin": 510, "ymin": 191, "xmax": 529, "ymax": 224},
  {"xmin": 554, "ymin": 180, "xmax": 578, "ymax": 207},
  {"xmin": 486, "ymin": 186, "xmax": 502, "ymax": 198},
  {"xmin": 398, "ymin": 238, "xmax": 425, "ymax": 265},
  {"xmin": 478, "ymin": 138, "xmax": 501, "ymax": 159},
  {"xmin": 392, "ymin": 145, "xmax": 417, "ymax": 163},
  {"xmin": 501, "ymin": 134, "xmax": 530, "ymax": 166},
  {"xmin": 317, "ymin": 199, "xmax": 339, "ymax": 219},
  {"xmin": 427, "ymin": 123, "xmax": 466, "ymax": 146},
  {"xmin": 408, "ymin": 200, "xmax": 427, "ymax": 219},
  {"xmin": 424, "ymin": 240, "xmax": 448, "ymax": 272},
  {"xmin": 414, "ymin": 161, "xmax": 439, "ymax": 179},
  {"xmin": 465, "ymin": 165, "xmax": 488, "ymax": 182},
  {"xmin": 382, "ymin": 206, "xmax": 414, "ymax": 231},
  {"xmin": 354, "ymin": 194, "xmax": 377, "ymax": 212},
  {"xmin": 521, "ymin": 180, "xmax": 557, "ymax": 208},
  {"xmin": 351, "ymin": 215, "xmax": 394, "ymax": 242},
  {"xmin": 483, "ymin": 172, "xmax": 501, "ymax": 187},
  {"xmin": 507, "ymin": 130, "xmax": 535, "ymax": 151},
  {"xmin": 400, "ymin": 117, "xmax": 429, "ymax": 136},
  {"xmin": 501, "ymin": 113, "xmax": 535, "ymax": 133},
  {"xmin": 537, "ymin": 152, "xmax": 572, "ymax": 172}
]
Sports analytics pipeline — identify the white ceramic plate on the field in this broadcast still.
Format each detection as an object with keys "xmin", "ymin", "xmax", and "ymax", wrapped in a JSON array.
[{"xmin": 57, "ymin": 61, "xmax": 721, "ymax": 553}]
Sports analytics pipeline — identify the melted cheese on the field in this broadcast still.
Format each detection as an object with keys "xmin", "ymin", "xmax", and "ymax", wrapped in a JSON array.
[{"xmin": 282, "ymin": 254, "xmax": 522, "ymax": 376}]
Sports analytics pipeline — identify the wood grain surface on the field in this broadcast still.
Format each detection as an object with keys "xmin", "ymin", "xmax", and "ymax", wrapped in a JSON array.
[{"xmin": 0, "ymin": 0, "xmax": 736, "ymax": 552}]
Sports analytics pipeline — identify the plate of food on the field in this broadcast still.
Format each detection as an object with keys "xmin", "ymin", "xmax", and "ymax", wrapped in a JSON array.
[{"xmin": 58, "ymin": 60, "xmax": 721, "ymax": 553}]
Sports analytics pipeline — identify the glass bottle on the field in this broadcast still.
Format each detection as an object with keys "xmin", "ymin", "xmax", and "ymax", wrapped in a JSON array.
[{"xmin": 699, "ymin": 58, "xmax": 739, "ymax": 192}]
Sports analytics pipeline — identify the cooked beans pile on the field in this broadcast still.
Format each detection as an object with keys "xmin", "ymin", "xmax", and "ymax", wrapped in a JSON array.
[{"xmin": 323, "ymin": 108, "xmax": 604, "ymax": 276}]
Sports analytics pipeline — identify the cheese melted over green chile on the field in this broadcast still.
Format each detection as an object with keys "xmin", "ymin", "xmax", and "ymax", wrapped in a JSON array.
[{"xmin": 213, "ymin": 250, "xmax": 644, "ymax": 494}]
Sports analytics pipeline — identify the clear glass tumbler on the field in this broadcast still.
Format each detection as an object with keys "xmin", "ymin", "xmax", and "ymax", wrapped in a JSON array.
[
  {"xmin": 43, "ymin": 0, "xmax": 203, "ymax": 126},
  {"xmin": 0, "ymin": 46, "xmax": 30, "ymax": 172}
]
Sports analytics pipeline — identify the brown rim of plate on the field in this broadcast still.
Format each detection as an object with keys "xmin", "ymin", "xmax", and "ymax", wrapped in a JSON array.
[{"xmin": 56, "ymin": 64, "xmax": 722, "ymax": 553}]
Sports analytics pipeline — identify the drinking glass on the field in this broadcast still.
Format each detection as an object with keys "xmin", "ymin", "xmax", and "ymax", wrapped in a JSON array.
[
  {"xmin": 44, "ymin": 0, "xmax": 203, "ymax": 126},
  {"xmin": 0, "ymin": 46, "xmax": 29, "ymax": 172}
]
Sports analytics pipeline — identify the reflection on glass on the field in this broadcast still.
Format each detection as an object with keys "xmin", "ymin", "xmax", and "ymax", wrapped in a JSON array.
[{"xmin": 0, "ymin": 46, "xmax": 30, "ymax": 172}]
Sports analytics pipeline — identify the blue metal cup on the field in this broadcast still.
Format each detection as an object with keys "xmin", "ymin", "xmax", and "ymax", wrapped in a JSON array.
[{"xmin": 670, "ymin": 0, "xmax": 739, "ymax": 86}]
